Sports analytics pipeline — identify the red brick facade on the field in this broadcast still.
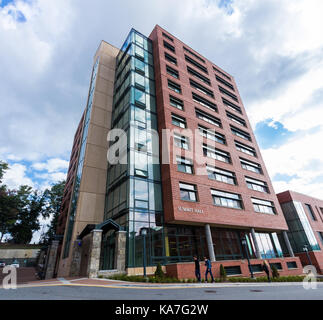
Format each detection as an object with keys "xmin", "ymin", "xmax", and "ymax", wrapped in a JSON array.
[
  {"xmin": 166, "ymin": 257, "xmax": 303, "ymax": 279},
  {"xmin": 149, "ymin": 25, "xmax": 288, "ymax": 231}
]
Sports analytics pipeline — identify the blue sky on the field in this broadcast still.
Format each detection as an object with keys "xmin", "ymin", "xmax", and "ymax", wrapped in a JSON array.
[{"xmin": 1, "ymin": 0, "xmax": 323, "ymax": 202}]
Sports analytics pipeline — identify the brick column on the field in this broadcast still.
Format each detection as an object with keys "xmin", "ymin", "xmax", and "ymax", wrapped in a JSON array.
[
  {"xmin": 114, "ymin": 231, "xmax": 127, "ymax": 272},
  {"xmin": 251, "ymin": 228, "xmax": 262, "ymax": 259},
  {"xmin": 205, "ymin": 224, "xmax": 216, "ymax": 262},
  {"xmin": 283, "ymin": 231, "xmax": 295, "ymax": 257},
  {"xmin": 88, "ymin": 229, "xmax": 103, "ymax": 278},
  {"xmin": 44, "ymin": 240, "xmax": 59, "ymax": 279},
  {"xmin": 70, "ymin": 240, "xmax": 82, "ymax": 276}
]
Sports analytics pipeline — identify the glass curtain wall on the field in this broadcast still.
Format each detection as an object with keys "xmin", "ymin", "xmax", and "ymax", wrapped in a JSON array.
[
  {"xmin": 63, "ymin": 57, "xmax": 100, "ymax": 258},
  {"xmin": 281, "ymin": 201, "xmax": 321, "ymax": 252},
  {"xmin": 105, "ymin": 29, "xmax": 164, "ymax": 268}
]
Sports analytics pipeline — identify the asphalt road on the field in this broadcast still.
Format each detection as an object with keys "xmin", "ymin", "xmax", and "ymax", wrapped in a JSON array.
[{"xmin": 0, "ymin": 283, "xmax": 323, "ymax": 300}]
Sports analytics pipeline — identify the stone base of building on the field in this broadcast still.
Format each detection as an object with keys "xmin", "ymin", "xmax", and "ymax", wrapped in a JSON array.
[
  {"xmin": 126, "ymin": 266, "xmax": 167, "ymax": 276},
  {"xmin": 165, "ymin": 257, "xmax": 303, "ymax": 279}
]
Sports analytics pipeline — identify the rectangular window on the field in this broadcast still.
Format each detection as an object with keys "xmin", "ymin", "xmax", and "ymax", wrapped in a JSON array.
[
  {"xmin": 211, "ymin": 189, "xmax": 243, "ymax": 209},
  {"xmin": 231, "ymin": 125, "xmax": 251, "ymax": 141},
  {"xmin": 162, "ymin": 32, "xmax": 174, "ymax": 42},
  {"xmin": 219, "ymin": 86, "xmax": 239, "ymax": 102},
  {"xmin": 187, "ymin": 66, "xmax": 210, "ymax": 85},
  {"xmin": 203, "ymin": 144, "xmax": 231, "ymax": 163},
  {"xmin": 270, "ymin": 263, "xmax": 282, "ymax": 270},
  {"xmin": 179, "ymin": 182, "xmax": 198, "ymax": 202},
  {"xmin": 196, "ymin": 108, "xmax": 222, "ymax": 127},
  {"xmin": 222, "ymin": 98, "xmax": 242, "ymax": 114},
  {"xmin": 216, "ymin": 75, "xmax": 235, "ymax": 91},
  {"xmin": 287, "ymin": 261, "xmax": 298, "ymax": 269},
  {"xmin": 165, "ymin": 52, "xmax": 177, "ymax": 65},
  {"xmin": 318, "ymin": 232, "xmax": 323, "ymax": 245},
  {"xmin": 213, "ymin": 66, "xmax": 231, "ymax": 81},
  {"xmin": 168, "ymin": 79, "xmax": 181, "ymax": 94},
  {"xmin": 305, "ymin": 204, "xmax": 317, "ymax": 221},
  {"xmin": 183, "ymin": 47, "xmax": 206, "ymax": 63},
  {"xmin": 252, "ymin": 198, "xmax": 276, "ymax": 214},
  {"xmin": 226, "ymin": 111, "xmax": 246, "ymax": 127},
  {"xmin": 185, "ymin": 55, "xmax": 208, "ymax": 74},
  {"xmin": 174, "ymin": 133, "xmax": 190, "ymax": 150},
  {"xmin": 240, "ymin": 158, "xmax": 262, "ymax": 174},
  {"xmin": 163, "ymin": 40, "xmax": 175, "ymax": 53},
  {"xmin": 245, "ymin": 177, "xmax": 269, "ymax": 193},
  {"xmin": 176, "ymin": 156, "xmax": 194, "ymax": 174},
  {"xmin": 190, "ymin": 79, "xmax": 214, "ymax": 98},
  {"xmin": 192, "ymin": 92, "xmax": 217, "ymax": 112},
  {"xmin": 170, "ymin": 95, "xmax": 184, "ymax": 110},
  {"xmin": 166, "ymin": 65, "xmax": 179, "ymax": 79},
  {"xmin": 207, "ymin": 165, "xmax": 236, "ymax": 185},
  {"xmin": 198, "ymin": 125, "xmax": 226, "ymax": 145},
  {"xmin": 235, "ymin": 141, "xmax": 257, "ymax": 157},
  {"xmin": 171, "ymin": 113, "xmax": 186, "ymax": 128}
]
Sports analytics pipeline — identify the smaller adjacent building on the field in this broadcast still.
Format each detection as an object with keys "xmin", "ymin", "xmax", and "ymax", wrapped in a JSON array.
[{"xmin": 277, "ymin": 190, "xmax": 323, "ymax": 274}]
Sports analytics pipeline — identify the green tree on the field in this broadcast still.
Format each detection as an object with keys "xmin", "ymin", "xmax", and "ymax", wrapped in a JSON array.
[
  {"xmin": 0, "ymin": 161, "xmax": 19, "ymax": 242},
  {"xmin": 271, "ymin": 264, "xmax": 280, "ymax": 278},
  {"xmin": 41, "ymin": 180, "xmax": 66, "ymax": 243},
  {"xmin": 9, "ymin": 186, "xmax": 46, "ymax": 244}
]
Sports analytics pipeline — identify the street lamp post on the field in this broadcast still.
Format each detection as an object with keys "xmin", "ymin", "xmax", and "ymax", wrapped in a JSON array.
[
  {"xmin": 303, "ymin": 245, "xmax": 313, "ymax": 265},
  {"xmin": 140, "ymin": 228, "xmax": 148, "ymax": 279},
  {"xmin": 241, "ymin": 236, "xmax": 254, "ymax": 279}
]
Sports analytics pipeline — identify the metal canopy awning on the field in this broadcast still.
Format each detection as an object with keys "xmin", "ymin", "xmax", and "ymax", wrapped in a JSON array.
[{"xmin": 78, "ymin": 219, "xmax": 124, "ymax": 240}]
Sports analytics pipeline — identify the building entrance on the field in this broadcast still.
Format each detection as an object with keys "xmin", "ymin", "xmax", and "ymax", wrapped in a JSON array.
[{"xmin": 100, "ymin": 230, "xmax": 116, "ymax": 270}]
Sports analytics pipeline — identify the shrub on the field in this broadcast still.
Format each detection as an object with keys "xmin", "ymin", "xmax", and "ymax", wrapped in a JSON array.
[
  {"xmin": 220, "ymin": 264, "xmax": 227, "ymax": 281},
  {"xmin": 271, "ymin": 265, "xmax": 280, "ymax": 278},
  {"xmin": 154, "ymin": 262, "xmax": 165, "ymax": 278}
]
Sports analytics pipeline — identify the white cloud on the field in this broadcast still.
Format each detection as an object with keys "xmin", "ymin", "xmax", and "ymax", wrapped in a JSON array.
[
  {"xmin": 3, "ymin": 163, "xmax": 34, "ymax": 189},
  {"xmin": 32, "ymin": 158, "xmax": 69, "ymax": 173}
]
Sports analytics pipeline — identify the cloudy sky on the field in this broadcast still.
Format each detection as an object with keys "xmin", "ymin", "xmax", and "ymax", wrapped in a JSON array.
[{"xmin": 1, "ymin": 0, "xmax": 323, "ymax": 201}]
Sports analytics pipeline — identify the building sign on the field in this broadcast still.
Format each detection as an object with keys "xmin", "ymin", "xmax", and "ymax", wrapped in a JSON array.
[{"xmin": 178, "ymin": 206, "xmax": 204, "ymax": 214}]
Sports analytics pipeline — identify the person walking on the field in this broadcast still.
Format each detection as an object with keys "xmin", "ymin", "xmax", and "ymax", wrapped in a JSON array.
[
  {"xmin": 193, "ymin": 256, "xmax": 201, "ymax": 282},
  {"xmin": 262, "ymin": 260, "xmax": 271, "ymax": 282},
  {"xmin": 204, "ymin": 257, "xmax": 214, "ymax": 283}
]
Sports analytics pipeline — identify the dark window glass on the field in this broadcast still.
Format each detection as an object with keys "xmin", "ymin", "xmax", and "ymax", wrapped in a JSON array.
[
  {"xmin": 216, "ymin": 75, "xmax": 234, "ymax": 91},
  {"xmin": 179, "ymin": 183, "xmax": 197, "ymax": 202},
  {"xmin": 183, "ymin": 47, "xmax": 206, "ymax": 63},
  {"xmin": 166, "ymin": 65, "xmax": 179, "ymax": 79},
  {"xmin": 185, "ymin": 55, "xmax": 208, "ymax": 74},
  {"xmin": 196, "ymin": 108, "xmax": 221, "ymax": 127},
  {"xmin": 207, "ymin": 166, "xmax": 236, "ymax": 185},
  {"xmin": 231, "ymin": 125, "xmax": 251, "ymax": 141},
  {"xmin": 176, "ymin": 157, "xmax": 193, "ymax": 174},
  {"xmin": 171, "ymin": 113, "xmax": 186, "ymax": 128},
  {"xmin": 187, "ymin": 66, "xmax": 210, "ymax": 85},
  {"xmin": 168, "ymin": 79, "xmax": 181, "ymax": 94},
  {"xmin": 163, "ymin": 40, "xmax": 175, "ymax": 53},
  {"xmin": 305, "ymin": 204, "xmax": 317, "ymax": 221},
  {"xmin": 162, "ymin": 32, "xmax": 174, "ymax": 42},
  {"xmin": 226, "ymin": 111, "xmax": 246, "ymax": 127},
  {"xmin": 192, "ymin": 92, "xmax": 217, "ymax": 112},
  {"xmin": 219, "ymin": 86, "xmax": 238, "ymax": 102},
  {"xmin": 222, "ymin": 98, "xmax": 242, "ymax": 114},
  {"xmin": 198, "ymin": 125, "xmax": 226, "ymax": 144},
  {"xmin": 165, "ymin": 52, "xmax": 177, "ymax": 65},
  {"xmin": 203, "ymin": 144, "xmax": 231, "ymax": 163},
  {"xmin": 211, "ymin": 189, "xmax": 243, "ymax": 209},
  {"xmin": 213, "ymin": 66, "xmax": 231, "ymax": 81},
  {"xmin": 170, "ymin": 95, "xmax": 184, "ymax": 110},
  {"xmin": 190, "ymin": 79, "xmax": 214, "ymax": 98}
]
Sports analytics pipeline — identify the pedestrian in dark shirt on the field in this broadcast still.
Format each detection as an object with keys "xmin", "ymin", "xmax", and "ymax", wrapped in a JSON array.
[
  {"xmin": 204, "ymin": 257, "xmax": 214, "ymax": 283},
  {"xmin": 263, "ymin": 260, "xmax": 271, "ymax": 282},
  {"xmin": 193, "ymin": 256, "xmax": 201, "ymax": 282}
]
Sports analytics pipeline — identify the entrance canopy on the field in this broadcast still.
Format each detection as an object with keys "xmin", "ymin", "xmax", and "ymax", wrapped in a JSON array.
[{"xmin": 78, "ymin": 219, "xmax": 124, "ymax": 240}]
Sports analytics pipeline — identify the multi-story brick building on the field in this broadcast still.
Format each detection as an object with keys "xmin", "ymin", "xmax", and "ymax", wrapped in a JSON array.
[
  {"xmin": 277, "ymin": 190, "xmax": 323, "ymax": 274},
  {"xmin": 54, "ymin": 25, "xmax": 302, "ymax": 279}
]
